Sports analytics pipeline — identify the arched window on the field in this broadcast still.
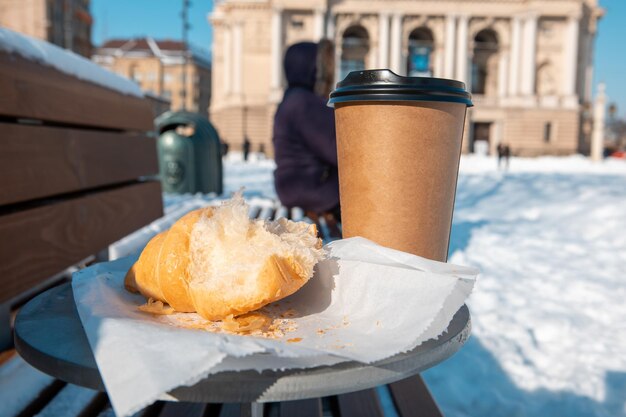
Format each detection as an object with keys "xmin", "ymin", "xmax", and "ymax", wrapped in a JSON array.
[
  {"xmin": 407, "ymin": 27, "xmax": 434, "ymax": 77},
  {"xmin": 340, "ymin": 25, "xmax": 369, "ymax": 79},
  {"xmin": 536, "ymin": 61, "xmax": 557, "ymax": 96},
  {"xmin": 471, "ymin": 29, "xmax": 499, "ymax": 95}
]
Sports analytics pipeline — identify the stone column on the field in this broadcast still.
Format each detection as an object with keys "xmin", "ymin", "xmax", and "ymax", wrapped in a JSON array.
[
  {"xmin": 223, "ymin": 25, "xmax": 232, "ymax": 95},
  {"xmin": 326, "ymin": 12, "xmax": 336, "ymax": 39},
  {"xmin": 314, "ymin": 8, "xmax": 325, "ymax": 41},
  {"xmin": 455, "ymin": 14, "xmax": 468, "ymax": 83},
  {"xmin": 232, "ymin": 21, "xmax": 243, "ymax": 96},
  {"xmin": 563, "ymin": 15, "xmax": 580, "ymax": 98},
  {"xmin": 333, "ymin": 14, "xmax": 341, "ymax": 84},
  {"xmin": 520, "ymin": 13, "xmax": 538, "ymax": 96},
  {"xmin": 498, "ymin": 50, "xmax": 509, "ymax": 98},
  {"xmin": 591, "ymin": 83, "xmax": 606, "ymax": 162},
  {"xmin": 378, "ymin": 12, "xmax": 390, "ymax": 69},
  {"xmin": 444, "ymin": 14, "xmax": 456, "ymax": 79},
  {"xmin": 584, "ymin": 34, "xmax": 595, "ymax": 103},
  {"xmin": 270, "ymin": 8, "xmax": 284, "ymax": 98},
  {"xmin": 509, "ymin": 16, "xmax": 522, "ymax": 96},
  {"xmin": 390, "ymin": 13, "xmax": 403, "ymax": 74},
  {"xmin": 434, "ymin": 44, "xmax": 445, "ymax": 77}
]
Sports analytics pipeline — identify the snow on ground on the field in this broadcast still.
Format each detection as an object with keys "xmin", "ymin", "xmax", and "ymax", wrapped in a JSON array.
[
  {"xmin": 225, "ymin": 153, "xmax": 626, "ymax": 417},
  {"xmin": 223, "ymin": 152, "xmax": 277, "ymax": 199},
  {"xmin": 425, "ymin": 155, "xmax": 626, "ymax": 417},
  {"xmin": 0, "ymin": 28, "xmax": 143, "ymax": 97},
  {"xmin": 33, "ymin": 384, "xmax": 100, "ymax": 417},
  {"xmin": 0, "ymin": 356, "xmax": 55, "ymax": 416}
]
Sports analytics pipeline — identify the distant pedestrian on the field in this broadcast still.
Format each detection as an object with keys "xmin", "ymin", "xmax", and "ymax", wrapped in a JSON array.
[
  {"xmin": 243, "ymin": 137, "xmax": 251, "ymax": 162},
  {"xmin": 497, "ymin": 143, "xmax": 505, "ymax": 170},
  {"xmin": 503, "ymin": 144, "xmax": 511, "ymax": 170}
]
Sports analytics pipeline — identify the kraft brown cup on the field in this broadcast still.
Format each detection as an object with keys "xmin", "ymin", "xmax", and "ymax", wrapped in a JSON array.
[{"xmin": 329, "ymin": 70, "xmax": 472, "ymax": 262}]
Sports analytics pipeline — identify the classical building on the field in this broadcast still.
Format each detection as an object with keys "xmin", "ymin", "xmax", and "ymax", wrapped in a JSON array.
[
  {"xmin": 209, "ymin": 0, "xmax": 603, "ymax": 156},
  {"xmin": 0, "ymin": 0, "xmax": 93, "ymax": 57},
  {"xmin": 93, "ymin": 38, "xmax": 212, "ymax": 115}
]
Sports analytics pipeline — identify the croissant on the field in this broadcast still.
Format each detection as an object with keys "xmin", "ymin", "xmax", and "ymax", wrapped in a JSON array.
[{"xmin": 124, "ymin": 195, "xmax": 324, "ymax": 320}]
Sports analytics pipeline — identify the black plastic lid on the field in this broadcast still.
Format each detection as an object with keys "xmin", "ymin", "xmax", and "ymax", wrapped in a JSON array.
[{"xmin": 328, "ymin": 69, "xmax": 473, "ymax": 107}]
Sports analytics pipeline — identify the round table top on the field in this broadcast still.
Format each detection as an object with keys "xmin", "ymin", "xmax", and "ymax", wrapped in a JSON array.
[{"xmin": 14, "ymin": 283, "xmax": 471, "ymax": 403}]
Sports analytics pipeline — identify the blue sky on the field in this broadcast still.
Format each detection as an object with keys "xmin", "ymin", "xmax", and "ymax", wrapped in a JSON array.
[
  {"xmin": 91, "ymin": 0, "xmax": 215, "ymax": 54},
  {"xmin": 593, "ymin": 0, "xmax": 625, "ymax": 117},
  {"xmin": 92, "ymin": 0, "xmax": 626, "ymax": 117}
]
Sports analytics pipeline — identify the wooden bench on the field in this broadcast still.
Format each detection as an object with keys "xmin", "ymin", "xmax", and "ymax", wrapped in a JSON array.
[{"xmin": 0, "ymin": 48, "xmax": 163, "ymax": 350}]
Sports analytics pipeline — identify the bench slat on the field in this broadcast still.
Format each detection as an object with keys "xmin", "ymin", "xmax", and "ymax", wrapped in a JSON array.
[
  {"xmin": 0, "ymin": 355, "xmax": 60, "ymax": 417},
  {"xmin": 275, "ymin": 206, "xmax": 289, "ymax": 220},
  {"xmin": 337, "ymin": 389, "xmax": 384, "ymax": 417},
  {"xmin": 157, "ymin": 401, "xmax": 211, "ymax": 417},
  {"xmin": 388, "ymin": 375, "xmax": 443, "ymax": 417},
  {"xmin": 0, "ymin": 123, "xmax": 158, "ymax": 206},
  {"xmin": 280, "ymin": 398, "xmax": 322, "ymax": 417},
  {"xmin": 0, "ymin": 53, "xmax": 153, "ymax": 132},
  {"xmin": 0, "ymin": 181, "xmax": 163, "ymax": 303},
  {"xmin": 30, "ymin": 384, "xmax": 101, "ymax": 417},
  {"xmin": 96, "ymin": 401, "xmax": 168, "ymax": 417},
  {"xmin": 218, "ymin": 403, "xmax": 242, "ymax": 417}
]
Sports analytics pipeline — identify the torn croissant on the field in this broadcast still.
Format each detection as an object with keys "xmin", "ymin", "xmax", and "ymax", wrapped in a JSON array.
[{"xmin": 125, "ymin": 194, "xmax": 324, "ymax": 321}]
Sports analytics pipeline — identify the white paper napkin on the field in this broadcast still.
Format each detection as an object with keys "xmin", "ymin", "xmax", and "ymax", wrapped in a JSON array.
[{"xmin": 72, "ymin": 237, "xmax": 478, "ymax": 417}]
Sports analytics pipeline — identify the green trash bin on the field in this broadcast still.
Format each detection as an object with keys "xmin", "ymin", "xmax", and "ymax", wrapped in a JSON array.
[{"xmin": 155, "ymin": 111, "xmax": 223, "ymax": 195}]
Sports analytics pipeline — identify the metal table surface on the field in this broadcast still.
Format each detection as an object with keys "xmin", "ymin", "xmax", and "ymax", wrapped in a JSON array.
[{"xmin": 14, "ymin": 282, "xmax": 471, "ymax": 403}]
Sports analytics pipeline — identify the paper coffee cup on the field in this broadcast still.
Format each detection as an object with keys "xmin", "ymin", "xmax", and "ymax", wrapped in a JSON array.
[{"xmin": 328, "ymin": 70, "xmax": 472, "ymax": 262}]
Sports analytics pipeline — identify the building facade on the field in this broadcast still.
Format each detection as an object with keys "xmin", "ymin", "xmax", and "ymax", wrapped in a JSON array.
[
  {"xmin": 210, "ymin": 0, "xmax": 603, "ymax": 156},
  {"xmin": 0, "ymin": 0, "xmax": 93, "ymax": 57},
  {"xmin": 93, "ymin": 38, "xmax": 212, "ymax": 115}
]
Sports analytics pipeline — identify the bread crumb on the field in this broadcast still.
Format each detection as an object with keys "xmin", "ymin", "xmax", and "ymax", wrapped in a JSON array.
[
  {"xmin": 138, "ymin": 299, "xmax": 175, "ymax": 315},
  {"xmin": 156, "ymin": 306, "xmax": 300, "ymax": 339},
  {"xmin": 221, "ymin": 312, "xmax": 271, "ymax": 333},
  {"xmin": 287, "ymin": 338, "xmax": 302, "ymax": 343}
]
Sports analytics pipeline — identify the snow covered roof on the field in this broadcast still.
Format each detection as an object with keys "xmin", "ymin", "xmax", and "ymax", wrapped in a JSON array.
[
  {"xmin": 101, "ymin": 38, "xmax": 186, "ymax": 52},
  {"xmin": 96, "ymin": 37, "xmax": 212, "ymax": 69},
  {"xmin": 0, "ymin": 28, "xmax": 143, "ymax": 97}
]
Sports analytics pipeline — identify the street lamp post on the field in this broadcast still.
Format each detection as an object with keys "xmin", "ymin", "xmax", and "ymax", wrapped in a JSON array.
[{"xmin": 181, "ymin": 0, "xmax": 191, "ymax": 111}]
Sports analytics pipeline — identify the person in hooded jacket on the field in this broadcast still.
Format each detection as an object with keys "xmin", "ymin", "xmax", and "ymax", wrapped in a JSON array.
[{"xmin": 273, "ymin": 41, "xmax": 340, "ymax": 227}]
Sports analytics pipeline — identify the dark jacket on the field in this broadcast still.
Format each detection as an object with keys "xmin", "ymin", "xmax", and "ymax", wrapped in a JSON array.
[{"xmin": 273, "ymin": 42, "xmax": 339, "ymax": 212}]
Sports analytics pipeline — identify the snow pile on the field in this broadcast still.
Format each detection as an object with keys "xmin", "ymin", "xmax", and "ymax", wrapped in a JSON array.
[{"xmin": 0, "ymin": 28, "xmax": 143, "ymax": 97}]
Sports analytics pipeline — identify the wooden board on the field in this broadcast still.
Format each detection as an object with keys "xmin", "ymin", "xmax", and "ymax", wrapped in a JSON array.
[
  {"xmin": 280, "ymin": 398, "xmax": 322, "ymax": 417},
  {"xmin": 0, "ymin": 52, "xmax": 153, "ymax": 132},
  {"xmin": 0, "ymin": 123, "xmax": 159, "ymax": 206},
  {"xmin": 388, "ymin": 375, "xmax": 443, "ymax": 417},
  {"xmin": 158, "ymin": 401, "xmax": 212, "ymax": 417},
  {"xmin": 0, "ymin": 181, "xmax": 163, "ymax": 303},
  {"xmin": 337, "ymin": 389, "xmax": 384, "ymax": 417}
]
